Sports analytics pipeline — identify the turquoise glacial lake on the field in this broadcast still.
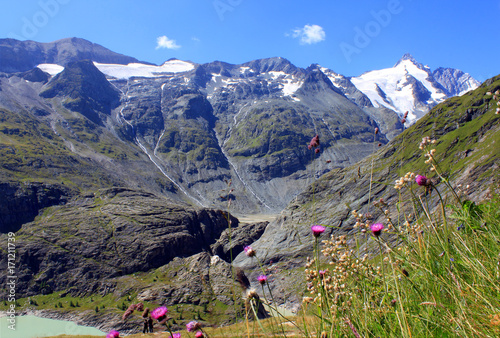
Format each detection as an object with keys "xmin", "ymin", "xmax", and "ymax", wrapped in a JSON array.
[{"xmin": 0, "ymin": 315, "xmax": 106, "ymax": 337}]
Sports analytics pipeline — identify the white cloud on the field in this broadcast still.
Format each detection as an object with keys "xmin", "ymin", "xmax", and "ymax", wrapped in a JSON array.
[
  {"xmin": 292, "ymin": 24, "xmax": 326, "ymax": 45},
  {"xmin": 156, "ymin": 36, "xmax": 181, "ymax": 50}
]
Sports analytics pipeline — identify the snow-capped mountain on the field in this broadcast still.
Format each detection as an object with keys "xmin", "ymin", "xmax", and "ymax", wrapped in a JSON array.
[
  {"xmin": 351, "ymin": 53, "xmax": 480, "ymax": 124},
  {"xmin": 432, "ymin": 67, "xmax": 481, "ymax": 97}
]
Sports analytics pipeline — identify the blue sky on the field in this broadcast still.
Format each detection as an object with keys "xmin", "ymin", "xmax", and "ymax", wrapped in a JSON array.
[{"xmin": 2, "ymin": 0, "xmax": 500, "ymax": 81}]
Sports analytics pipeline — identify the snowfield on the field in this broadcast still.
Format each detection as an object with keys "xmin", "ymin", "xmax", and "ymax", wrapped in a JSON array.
[{"xmin": 37, "ymin": 60, "xmax": 195, "ymax": 79}]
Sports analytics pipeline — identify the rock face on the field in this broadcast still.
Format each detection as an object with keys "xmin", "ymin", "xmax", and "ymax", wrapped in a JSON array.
[
  {"xmin": 40, "ymin": 60, "xmax": 121, "ymax": 124},
  {"xmin": 433, "ymin": 67, "xmax": 481, "ymax": 96},
  {"xmin": 0, "ymin": 182, "xmax": 73, "ymax": 233},
  {"xmin": 211, "ymin": 221, "xmax": 269, "ymax": 262},
  {"xmin": 0, "ymin": 187, "xmax": 238, "ymax": 298},
  {"xmin": 113, "ymin": 57, "xmax": 390, "ymax": 213}
]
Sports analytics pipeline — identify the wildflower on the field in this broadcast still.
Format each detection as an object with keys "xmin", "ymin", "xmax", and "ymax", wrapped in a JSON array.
[
  {"xmin": 374, "ymin": 127, "xmax": 379, "ymax": 134},
  {"xmin": 257, "ymin": 275, "xmax": 267, "ymax": 285},
  {"xmin": 195, "ymin": 332, "xmax": 204, "ymax": 338},
  {"xmin": 170, "ymin": 333, "xmax": 181, "ymax": 338},
  {"xmin": 344, "ymin": 317, "xmax": 361, "ymax": 338},
  {"xmin": 106, "ymin": 331, "xmax": 120, "ymax": 338},
  {"xmin": 419, "ymin": 136, "xmax": 432, "ymax": 149},
  {"xmin": 309, "ymin": 134, "xmax": 320, "ymax": 149},
  {"xmin": 243, "ymin": 246, "xmax": 256, "ymax": 257},
  {"xmin": 311, "ymin": 225, "xmax": 326, "ymax": 237},
  {"xmin": 415, "ymin": 175, "xmax": 429, "ymax": 186},
  {"xmin": 496, "ymin": 107, "xmax": 500, "ymax": 114},
  {"xmin": 403, "ymin": 111, "xmax": 408, "ymax": 118},
  {"xmin": 370, "ymin": 223, "xmax": 384, "ymax": 237},
  {"xmin": 490, "ymin": 314, "xmax": 500, "ymax": 326},
  {"xmin": 401, "ymin": 118, "xmax": 406, "ymax": 124},
  {"xmin": 319, "ymin": 270, "xmax": 326, "ymax": 277},
  {"xmin": 151, "ymin": 306, "xmax": 168, "ymax": 320},
  {"xmin": 122, "ymin": 309, "xmax": 133, "ymax": 320},
  {"xmin": 246, "ymin": 289, "xmax": 259, "ymax": 299},
  {"xmin": 315, "ymin": 148, "xmax": 320, "ymax": 154},
  {"xmin": 187, "ymin": 321, "xmax": 201, "ymax": 332}
]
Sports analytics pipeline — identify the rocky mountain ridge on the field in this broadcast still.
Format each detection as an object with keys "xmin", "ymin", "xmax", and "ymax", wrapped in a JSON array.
[
  {"xmin": 0, "ymin": 38, "xmax": 480, "ymax": 215},
  {"xmin": 0, "ymin": 37, "xmax": 144, "ymax": 73}
]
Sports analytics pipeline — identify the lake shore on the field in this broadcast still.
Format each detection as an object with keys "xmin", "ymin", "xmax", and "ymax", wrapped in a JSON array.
[{"xmin": 0, "ymin": 308, "xmax": 137, "ymax": 335}]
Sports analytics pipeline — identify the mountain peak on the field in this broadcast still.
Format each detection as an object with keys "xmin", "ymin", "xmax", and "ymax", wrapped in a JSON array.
[
  {"xmin": 394, "ymin": 53, "xmax": 419, "ymax": 67},
  {"xmin": 40, "ymin": 60, "xmax": 120, "ymax": 124},
  {"xmin": 241, "ymin": 57, "xmax": 299, "ymax": 74},
  {"xmin": 0, "ymin": 37, "xmax": 144, "ymax": 73}
]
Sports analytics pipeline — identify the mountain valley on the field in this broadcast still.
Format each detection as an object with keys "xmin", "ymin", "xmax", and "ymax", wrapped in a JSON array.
[{"xmin": 0, "ymin": 37, "xmax": 493, "ymax": 334}]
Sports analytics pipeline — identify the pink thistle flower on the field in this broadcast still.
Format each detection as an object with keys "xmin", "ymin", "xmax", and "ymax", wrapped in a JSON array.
[
  {"xmin": 309, "ymin": 135, "xmax": 320, "ymax": 149},
  {"xmin": 122, "ymin": 309, "xmax": 133, "ymax": 320},
  {"xmin": 195, "ymin": 331, "xmax": 204, "ymax": 338},
  {"xmin": 311, "ymin": 225, "xmax": 325, "ymax": 237},
  {"xmin": 370, "ymin": 223, "xmax": 384, "ymax": 237},
  {"xmin": 257, "ymin": 275, "xmax": 267, "ymax": 285},
  {"xmin": 151, "ymin": 306, "xmax": 168, "ymax": 320},
  {"xmin": 415, "ymin": 175, "xmax": 429, "ymax": 186},
  {"xmin": 106, "ymin": 331, "xmax": 120, "ymax": 338},
  {"xmin": 244, "ymin": 246, "xmax": 256, "ymax": 257},
  {"xmin": 319, "ymin": 270, "xmax": 326, "ymax": 277},
  {"xmin": 186, "ymin": 321, "xmax": 201, "ymax": 332}
]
